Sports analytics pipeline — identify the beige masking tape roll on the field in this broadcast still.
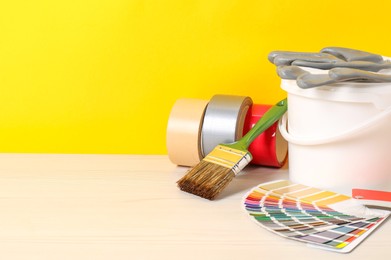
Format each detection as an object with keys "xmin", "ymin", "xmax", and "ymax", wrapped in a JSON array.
[
  {"xmin": 201, "ymin": 95, "xmax": 253, "ymax": 155},
  {"xmin": 166, "ymin": 98, "xmax": 208, "ymax": 166}
]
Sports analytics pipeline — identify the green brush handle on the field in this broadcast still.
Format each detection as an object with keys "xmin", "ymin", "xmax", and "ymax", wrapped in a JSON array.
[{"xmin": 233, "ymin": 98, "xmax": 287, "ymax": 150}]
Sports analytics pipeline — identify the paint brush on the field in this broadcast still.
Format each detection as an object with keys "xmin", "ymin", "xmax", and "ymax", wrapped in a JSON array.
[{"xmin": 177, "ymin": 98, "xmax": 287, "ymax": 200}]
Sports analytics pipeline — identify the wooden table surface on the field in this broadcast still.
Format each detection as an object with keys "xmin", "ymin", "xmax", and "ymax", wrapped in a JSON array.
[{"xmin": 0, "ymin": 154, "xmax": 389, "ymax": 259}]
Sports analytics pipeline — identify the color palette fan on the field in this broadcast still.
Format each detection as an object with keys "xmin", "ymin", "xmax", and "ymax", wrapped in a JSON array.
[{"xmin": 243, "ymin": 180, "xmax": 390, "ymax": 253}]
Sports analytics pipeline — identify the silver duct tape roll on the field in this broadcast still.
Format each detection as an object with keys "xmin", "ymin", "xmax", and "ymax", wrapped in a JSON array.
[
  {"xmin": 201, "ymin": 95, "xmax": 253, "ymax": 155},
  {"xmin": 166, "ymin": 98, "xmax": 208, "ymax": 166}
]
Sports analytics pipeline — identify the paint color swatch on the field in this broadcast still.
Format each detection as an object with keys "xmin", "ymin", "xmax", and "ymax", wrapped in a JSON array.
[
  {"xmin": 243, "ymin": 180, "xmax": 390, "ymax": 253},
  {"xmin": 352, "ymin": 188, "xmax": 391, "ymax": 208}
]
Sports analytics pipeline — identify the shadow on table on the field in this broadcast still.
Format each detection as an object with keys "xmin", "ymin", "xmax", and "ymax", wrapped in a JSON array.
[{"xmin": 216, "ymin": 163, "xmax": 289, "ymax": 200}]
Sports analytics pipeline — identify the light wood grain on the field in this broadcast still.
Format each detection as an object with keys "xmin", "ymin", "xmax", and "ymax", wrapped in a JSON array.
[{"xmin": 0, "ymin": 154, "xmax": 389, "ymax": 259}]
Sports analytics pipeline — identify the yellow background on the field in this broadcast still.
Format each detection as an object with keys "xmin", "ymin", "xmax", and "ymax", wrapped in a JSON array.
[{"xmin": 1, "ymin": 0, "xmax": 390, "ymax": 154}]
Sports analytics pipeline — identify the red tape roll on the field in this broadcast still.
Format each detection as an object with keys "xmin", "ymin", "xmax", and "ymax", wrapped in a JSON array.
[{"xmin": 244, "ymin": 104, "xmax": 288, "ymax": 167}]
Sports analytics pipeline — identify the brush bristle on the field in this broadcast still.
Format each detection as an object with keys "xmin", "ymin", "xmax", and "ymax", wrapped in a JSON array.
[
  {"xmin": 177, "ymin": 160, "xmax": 235, "ymax": 200},
  {"xmin": 177, "ymin": 144, "xmax": 252, "ymax": 200}
]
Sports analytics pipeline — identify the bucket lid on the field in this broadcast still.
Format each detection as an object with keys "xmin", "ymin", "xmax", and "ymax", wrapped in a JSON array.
[{"xmin": 281, "ymin": 66, "xmax": 391, "ymax": 110}]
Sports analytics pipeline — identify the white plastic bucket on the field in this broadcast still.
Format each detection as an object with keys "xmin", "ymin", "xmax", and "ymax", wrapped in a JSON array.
[{"xmin": 279, "ymin": 67, "xmax": 391, "ymax": 196}]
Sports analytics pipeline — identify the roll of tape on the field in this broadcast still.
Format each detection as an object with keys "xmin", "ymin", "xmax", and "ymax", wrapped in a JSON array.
[
  {"xmin": 201, "ymin": 95, "xmax": 253, "ymax": 155},
  {"xmin": 166, "ymin": 98, "xmax": 208, "ymax": 166},
  {"xmin": 244, "ymin": 104, "xmax": 288, "ymax": 167}
]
